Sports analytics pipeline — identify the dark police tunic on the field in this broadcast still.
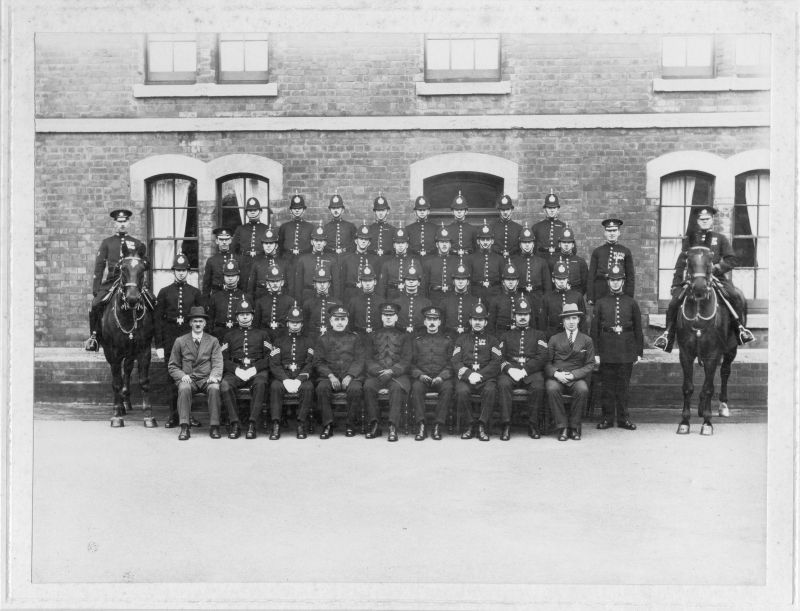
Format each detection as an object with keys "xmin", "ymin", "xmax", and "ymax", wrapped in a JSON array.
[
  {"xmin": 451, "ymin": 330, "xmax": 502, "ymax": 424},
  {"xmin": 220, "ymin": 324, "xmax": 272, "ymax": 423},
  {"xmin": 550, "ymin": 252, "xmax": 589, "ymax": 296},
  {"xmin": 498, "ymin": 325, "xmax": 549, "ymax": 423},
  {"xmin": 587, "ymin": 242, "xmax": 635, "ymax": 303},
  {"xmin": 302, "ymin": 293, "xmax": 337, "ymax": 342},
  {"xmin": 396, "ymin": 292, "xmax": 433, "ymax": 334},
  {"xmin": 254, "ymin": 291, "xmax": 295, "ymax": 339},
  {"xmin": 532, "ymin": 217, "xmax": 566, "ymax": 262},
  {"xmin": 466, "ymin": 248, "xmax": 504, "ymax": 303},
  {"xmin": 323, "ymin": 218, "xmax": 357, "ymax": 256},
  {"xmin": 207, "ymin": 286, "xmax": 247, "ymax": 341},
  {"xmin": 446, "ymin": 220, "xmax": 477, "ymax": 257},
  {"xmin": 269, "ymin": 329, "xmax": 315, "ymax": 422},
  {"xmin": 488, "ymin": 289, "xmax": 520, "ymax": 336},
  {"xmin": 422, "ymin": 252, "xmax": 460, "ymax": 308},
  {"xmin": 232, "ymin": 220, "xmax": 270, "ymax": 286},
  {"xmin": 442, "ymin": 291, "xmax": 479, "ymax": 337},
  {"xmin": 278, "ymin": 218, "xmax": 314, "ymax": 257},
  {"xmin": 590, "ymin": 290, "xmax": 644, "ymax": 424},
  {"xmin": 246, "ymin": 254, "xmax": 289, "ymax": 302},
  {"xmin": 313, "ymin": 329, "xmax": 365, "ymax": 426},
  {"xmin": 294, "ymin": 250, "xmax": 336, "ymax": 302},
  {"xmin": 405, "ymin": 218, "xmax": 439, "ymax": 258},
  {"xmin": 511, "ymin": 252, "xmax": 551, "ymax": 322},
  {"xmin": 340, "ymin": 250, "xmax": 381, "ymax": 305},
  {"xmin": 672, "ymin": 230, "xmax": 737, "ymax": 289},
  {"xmin": 92, "ymin": 233, "xmax": 147, "ymax": 299},
  {"xmin": 154, "ymin": 281, "xmax": 203, "ymax": 358},
  {"xmin": 410, "ymin": 331, "xmax": 454, "ymax": 424},
  {"xmin": 202, "ymin": 250, "xmax": 242, "ymax": 299},
  {"xmin": 540, "ymin": 288, "xmax": 587, "ymax": 338},
  {"xmin": 368, "ymin": 220, "xmax": 396, "ymax": 259},
  {"xmin": 376, "ymin": 254, "xmax": 410, "ymax": 301},
  {"xmin": 347, "ymin": 291, "xmax": 380, "ymax": 335},
  {"xmin": 363, "ymin": 327, "xmax": 412, "ymax": 424},
  {"xmin": 491, "ymin": 218, "xmax": 523, "ymax": 259}
]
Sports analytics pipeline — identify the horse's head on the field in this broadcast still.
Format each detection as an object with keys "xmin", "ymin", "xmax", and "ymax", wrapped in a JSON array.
[
  {"xmin": 685, "ymin": 246, "xmax": 713, "ymax": 300},
  {"xmin": 118, "ymin": 255, "xmax": 147, "ymax": 308}
]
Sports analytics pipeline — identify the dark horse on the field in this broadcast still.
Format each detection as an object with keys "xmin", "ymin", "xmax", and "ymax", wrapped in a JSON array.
[
  {"xmin": 99, "ymin": 244, "xmax": 155, "ymax": 427},
  {"xmin": 675, "ymin": 246, "xmax": 742, "ymax": 435}
]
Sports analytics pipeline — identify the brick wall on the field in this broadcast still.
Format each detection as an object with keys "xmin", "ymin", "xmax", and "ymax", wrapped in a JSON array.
[
  {"xmin": 35, "ymin": 127, "xmax": 768, "ymax": 345},
  {"xmin": 35, "ymin": 33, "xmax": 769, "ymax": 119}
]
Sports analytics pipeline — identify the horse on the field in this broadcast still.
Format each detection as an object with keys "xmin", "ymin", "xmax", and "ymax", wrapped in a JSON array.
[
  {"xmin": 98, "ymin": 243, "xmax": 155, "ymax": 428},
  {"xmin": 675, "ymin": 246, "xmax": 741, "ymax": 436}
]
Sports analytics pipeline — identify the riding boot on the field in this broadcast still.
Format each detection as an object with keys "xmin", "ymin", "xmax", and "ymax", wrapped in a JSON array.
[{"xmin": 84, "ymin": 305, "xmax": 100, "ymax": 351}]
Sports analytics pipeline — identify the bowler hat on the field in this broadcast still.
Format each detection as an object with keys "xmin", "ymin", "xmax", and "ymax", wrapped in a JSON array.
[
  {"xmin": 187, "ymin": 305, "xmax": 209, "ymax": 321},
  {"xmin": 559, "ymin": 303, "xmax": 584, "ymax": 318}
]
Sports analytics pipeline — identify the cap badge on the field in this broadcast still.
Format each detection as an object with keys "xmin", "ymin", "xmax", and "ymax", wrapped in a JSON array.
[
  {"xmin": 558, "ymin": 264, "xmax": 566, "ymax": 273},
  {"xmin": 241, "ymin": 301, "xmax": 249, "ymax": 309},
  {"xmin": 520, "ymin": 300, "xmax": 528, "ymax": 308},
  {"xmin": 318, "ymin": 269, "xmax": 325, "ymax": 276}
]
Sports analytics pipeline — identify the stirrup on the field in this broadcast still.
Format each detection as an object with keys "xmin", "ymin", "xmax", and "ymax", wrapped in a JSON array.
[
  {"xmin": 738, "ymin": 326, "xmax": 755, "ymax": 344},
  {"xmin": 653, "ymin": 331, "xmax": 669, "ymax": 351},
  {"xmin": 84, "ymin": 333, "xmax": 99, "ymax": 352}
]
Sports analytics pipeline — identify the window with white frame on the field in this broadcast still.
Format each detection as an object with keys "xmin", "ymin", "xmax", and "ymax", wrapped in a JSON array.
[
  {"xmin": 735, "ymin": 34, "xmax": 770, "ymax": 77},
  {"xmin": 148, "ymin": 176, "xmax": 199, "ymax": 293},
  {"xmin": 146, "ymin": 34, "xmax": 197, "ymax": 84},
  {"xmin": 661, "ymin": 35, "xmax": 714, "ymax": 78},
  {"xmin": 732, "ymin": 171, "xmax": 769, "ymax": 304},
  {"xmin": 218, "ymin": 175, "xmax": 271, "ymax": 231},
  {"xmin": 658, "ymin": 172, "xmax": 715, "ymax": 300},
  {"xmin": 218, "ymin": 33, "xmax": 269, "ymax": 83},
  {"xmin": 424, "ymin": 34, "xmax": 501, "ymax": 82}
]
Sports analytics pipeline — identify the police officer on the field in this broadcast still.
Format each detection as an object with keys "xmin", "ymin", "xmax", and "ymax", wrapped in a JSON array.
[
  {"xmin": 532, "ymin": 189, "xmax": 567, "ymax": 266},
  {"xmin": 85, "ymin": 209, "xmax": 149, "ymax": 350},
  {"xmin": 405, "ymin": 195, "xmax": 438, "ymax": 259},
  {"xmin": 154, "ymin": 253, "xmax": 203, "ymax": 428},
  {"xmin": 347, "ymin": 265, "xmax": 381, "ymax": 335},
  {"xmin": 422, "ymin": 225, "xmax": 459, "ymax": 309},
  {"xmin": 442, "ymin": 264, "xmax": 479, "ymax": 338},
  {"xmin": 497, "ymin": 296, "xmax": 549, "ymax": 440},
  {"xmin": 491, "ymin": 194, "xmax": 523, "ymax": 260},
  {"xmin": 410, "ymin": 306, "xmax": 455, "ymax": 441},
  {"xmin": 451, "ymin": 302, "xmax": 502, "ymax": 441},
  {"xmin": 220, "ymin": 297, "xmax": 272, "ymax": 440},
  {"xmin": 253, "ymin": 265, "xmax": 294, "ymax": 340},
  {"xmin": 590, "ymin": 264, "xmax": 643, "ymax": 431},
  {"xmin": 207, "ymin": 259, "xmax": 247, "ymax": 342},
  {"xmin": 278, "ymin": 192, "xmax": 314, "ymax": 298},
  {"xmin": 247, "ymin": 226, "xmax": 288, "ymax": 302},
  {"xmin": 511, "ymin": 223, "xmax": 551, "ymax": 325},
  {"xmin": 587, "ymin": 218, "xmax": 635, "ymax": 306},
  {"xmin": 654, "ymin": 206, "xmax": 755, "ymax": 351},
  {"xmin": 294, "ymin": 223, "xmax": 336, "ymax": 303},
  {"xmin": 541, "ymin": 262, "xmax": 587, "ymax": 338},
  {"xmin": 363, "ymin": 302, "xmax": 412, "ymax": 441},
  {"xmin": 467, "ymin": 221, "xmax": 504, "ymax": 303},
  {"xmin": 232, "ymin": 197, "xmax": 270, "ymax": 289},
  {"xmin": 269, "ymin": 304, "xmax": 315, "ymax": 440},
  {"xmin": 323, "ymin": 192, "xmax": 357, "ymax": 260},
  {"xmin": 551, "ymin": 227, "xmax": 588, "ymax": 297},
  {"xmin": 488, "ymin": 263, "xmax": 520, "ymax": 336},
  {"xmin": 377, "ymin": 228, "xmax": 412, "ymax": 301},
  {"xmin": 340, "ymin": 223, "xmax": 380, "ymax": 305},
  {"xmin": 396, "ymin": 261, "xmax": 432, "ymax": 334},
  {"xmin": 303, "ymin": 267, "xmax": 338, "ymax": 341},
  {"xmin": 368, "ymin": 194, "xmax": 396, "ymax": 263},
  {"xmin": 202, "ymin": 227, "xmax": 242, "ymax": 302},
  {"xmin": 446, "ymin": 191, "xmax": 476, "ymax": 260},
  {"xmin": 313, "ymin": 304, "xmax": 365, "ymax": 439}
]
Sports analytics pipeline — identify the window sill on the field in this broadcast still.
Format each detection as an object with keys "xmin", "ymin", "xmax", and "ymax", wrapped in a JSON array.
[
  {"xmin": 415, "ymin": 81, "xmax": 511, "ymax": 96},
  {"xmin": 653, "ymin": 77, "xmax": 770, "ymax": 92},
  {"xmin": 649, "ymin": 313, "xmax": 768, "ymax": 328},
  {"xmin": 133, "ymin": 83, "xmax": 278, "ymax": 98}
]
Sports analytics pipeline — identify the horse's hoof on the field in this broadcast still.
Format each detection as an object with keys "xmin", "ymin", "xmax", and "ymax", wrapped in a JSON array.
[
  {"xmin": 143, "ymin": 417, "xmax": 157, "ymax": 428},
  {"xmin": 718, "ymin": 403, "xmax": 730, "ymax": 418},
  {"xmin": 676, "ymin": 423, "xmax": 690, "ymax": 435},
  {"xmin": 110, "ymin": 417, "xmax": 124, "ymax": 428},
  {"xmin": 700, "ymin": 423, "xmax": 714, "ymax": 436}
]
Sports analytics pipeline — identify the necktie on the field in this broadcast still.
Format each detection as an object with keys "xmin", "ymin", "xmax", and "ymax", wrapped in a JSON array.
[
  {"xmin": 568, "ymin": 331, "xmax": 574, "ymax": 347},
  {"xmin": 194, "ymin": 338, "xmax": 200, "ymax": 348}
]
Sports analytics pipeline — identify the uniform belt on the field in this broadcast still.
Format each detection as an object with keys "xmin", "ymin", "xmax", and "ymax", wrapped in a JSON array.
[
  {"xmin": 602, "ymin": 325, "xmax": 633, "ymax": 332},
  {"xmin": 429, "ymin": 285, "xmax": 444, "ymax": 291},
  {"xmin": 232, "ymin": 357, "xmax": 256, "ymax": 365}
]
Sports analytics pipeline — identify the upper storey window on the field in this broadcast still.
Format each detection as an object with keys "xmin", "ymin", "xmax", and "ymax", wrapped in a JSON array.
[
  {"xmin": 218, "ymin": 33, "xmax": 269, "ymax": 83},
  {"xmin": 661, "ymin": 36, "xmax": 714, "ymax": 78},
  {"xmin": 425, "ymin": 34, "xmax": 501, "ymax": 82},
  {"xmin": 735, "ymin": 34, "xmax": 770, "ymax": 77},
  {"xmin": 146, "ymin": 34, "xmax": 197, "ymax": 84}
]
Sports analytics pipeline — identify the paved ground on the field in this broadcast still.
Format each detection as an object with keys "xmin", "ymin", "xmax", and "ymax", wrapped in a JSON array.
[{"xmin": 32, "ymin": 413, "xmax": 767, "ymax": 587}]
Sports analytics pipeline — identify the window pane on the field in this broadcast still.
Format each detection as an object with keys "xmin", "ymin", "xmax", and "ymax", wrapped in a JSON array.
[
  {"xmin": 220, "ymin": 40, "xmax": 244, "ymax": 72},
  {"xmin": 686, "ymin": 37, "xmax": 712, "ymax": 67},
  {"xmin": 756, "ymin": 237, "xmax": 768, "ymax": 268},
  {"xmin": 474, "ymin": 38, "xmax": 499, "ymax": 69},
  {"xmin": 172, "ymin": 41, "xmax": 197, "ymax": 72},
  {"xmin": 660, "ymin": 207, "xmax": 685, "ymax": 237},
  {"xmin": 662, "ymin": 38, "xmax": 686, "ymax": 67},
  {"xmin": 758, "ymin": 204, "xmax": 768, "ymax": 236},
  {"xmin": 658, "ymin": 270, "xmax": 675, "ymax": 299},
  {"xmin": 755, "ymin": 269, "xmax": 768, "ymax": 300},
  {"xmin": 659, "ymin": 238, "xmax": 682, "ymax": 268},
  {"xmin": 148, "ymin": 41, "xmax": 174, "ymax": 72},
  {"xmin": 733, "ymin": 268, "xmax": 755, "ymax": 300},
  {"xmin": 426, "ymin": 39, "xmax": 450, "ymax": 70},
  {"xmin": 450, "ymin": 39, "xmax": 475, "ymax": 70},
  {"xmin": 244, "ymin": 40, "xmax": 269, "ymax": 71}
]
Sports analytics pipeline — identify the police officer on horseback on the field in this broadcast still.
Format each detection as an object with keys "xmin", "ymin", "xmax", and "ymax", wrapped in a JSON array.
[
  {"xmin": 85, "ymin": 209, "xmax": 151, "ymax": 351},
  {"xmin": 654, "ymin": 206, "xmax": 755, "ymax": 352}
]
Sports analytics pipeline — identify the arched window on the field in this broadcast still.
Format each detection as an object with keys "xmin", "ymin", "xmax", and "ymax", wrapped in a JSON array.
[
  {"xmin": 217, "ymin": 174, "xmax": 271, "ymax": 230},
  {"xmin": 147, "ymin": 175, "xmax": 198, "ymax": 293},
  {"xmin": 732, "ymin": 170, "xmax": 769, "ymax": 305},
  {"xmin": 423, "ymin": 171, "xmax": 504, "ymax": 221},
  {"xmin": 658, "ymin": 171, "xmax": 715, "ymax": 300}
]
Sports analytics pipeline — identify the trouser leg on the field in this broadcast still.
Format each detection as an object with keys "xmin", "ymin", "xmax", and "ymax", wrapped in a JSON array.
[
  {"xmin": 345, "ymin": 380, "xmax": 363, "ymax": 426},
  {"xmin": 269, "ymin": 380, "xmax": 285, "ymax": 421},
  {"xmin": 316, "ymin": 379, "xmax": 334, "ymax": 426},
  {"xmin": 615, "ymin": 363, "xmax": 633, "ymax": 422},
  {"xmin": 410, "ymin": 379, "xmax": 427, "ymax": 423},
  {"xmin": 363, "ymin": 376, "xmax": 382, "ymax": 423},
  {"xmin": 205, "ymin": 382, "xmax": 221, "ymax": 426},
  {"xmin": 220, "ymin": 374, "xmax": 245, "ymax": 423},
  {"xmin": 478, "ymin": 380, "xmax": 497, "ymax": 424},
  {"xmin": 599, "ymin": 363, "xmax": 617, "ymax": 421},
  {"xmin": 435, "ymin": 381, "xmax": 454, "ymax": 424},
  {"xmin": 497, "ymin": 374, "xmax": 514, "ymax": 423},
  {"xmin": 568, "ymin": 380, "xmax": 590, "ymax": 430},
  {"xmin": 387, "ymin": 378, "xmax": 408, "ymax": 424},
  {"xmin": 296, "ymin": 380, "xmax": 314, "ymax": 421},
  {"xmin": 546, "ymin": 378, "xmax": 567, "ymax": 429},
  {"xmin": 176, "ymin": 381, "xmax": 194, "ymax": 425},
  {"xmin": 247, "ymin": 371, "xmax": 269, "ymax": 422},
  {"xmin": 454, "ymin": 380, "xmax": 474, "ymax": 425},
  {"xmin": 527, "ymin": 373, "xmax": 544, "ymax": 428}
]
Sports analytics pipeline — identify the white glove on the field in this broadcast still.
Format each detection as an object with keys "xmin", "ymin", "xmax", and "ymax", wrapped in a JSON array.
[
  {"xmin": 156, "ymin": 348, "xmax": 165, "ymax": 359},
  {"xmin": 235, "ymin": 367, "xmax": 249, "ymax": 381},
  {"xmin": 244, "ymin": 367, "xmax": 257, "ymax": 381},
  {"xmin": 508, "ymin": 367, "xmax": 525, "ymax": 383},
  {"xmin": 468, "ymin": 372, "xmax": 482, "ymax": 385},
  {"xmin": 283, "ymin": 379, "xmax": 301, "ymax": 394}
]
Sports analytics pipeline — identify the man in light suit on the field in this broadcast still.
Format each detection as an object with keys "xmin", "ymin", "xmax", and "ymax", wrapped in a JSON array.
[
  {"xmin": 545, "ymin": 303, "xmax": 595, "ymax": 441},
  {"xmin": 168, "ymin": 306, "xmax": 224, "ymax": 440}
]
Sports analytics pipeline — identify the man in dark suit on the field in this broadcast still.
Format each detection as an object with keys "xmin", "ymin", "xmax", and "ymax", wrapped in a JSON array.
[
  {"xmin": 167, "ymin": 306, "xmax": 224, "ymax": 440},
  {"xmin": 545, "ymin": 303, "xmax": 595, "ymax": 441}
]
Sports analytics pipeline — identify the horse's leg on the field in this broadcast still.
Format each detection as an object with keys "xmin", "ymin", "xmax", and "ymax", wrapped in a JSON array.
[
  {"xmin": 677, "ymin": 346, "xmax": 693, "ymax": 434},
  {"xmin": 718, "ymin": 347, "xmax": 736, "ymax": 418},
  {"xmin": 699, "ymin": 354, "xmax": 721, "ymax": 436},
  {"xmin": 138, "ymin": 346, "xmax": 156, "ymax": 427},
  {"xmin": 110, "ymin": 360, "xmax": 125, "ymax": 427},
  {"xmin": 122, "ymin": 356, "xmax": 134, "ymax": 415}
]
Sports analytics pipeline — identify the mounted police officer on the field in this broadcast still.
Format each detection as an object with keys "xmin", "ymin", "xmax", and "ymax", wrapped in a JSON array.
[
  {"xmin": 532, "ymin": 189, "xmax": 567, "ymax": 266},
  {"xmin": 85, "ymin": 209, "xmax": 150, "ymax": 351},
  {"xmin": 654, "ymin": 206, "xmax": 754, "ymax": 351}
]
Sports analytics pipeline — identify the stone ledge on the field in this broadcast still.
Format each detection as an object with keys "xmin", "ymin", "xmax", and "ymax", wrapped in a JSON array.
[
  {"xmin": 415, "ymin": 81, "xmax": 512, "ymax": 96},
  {"xmin": 132, "ymin": 83, "xmax": 278, "ymax": 98}
]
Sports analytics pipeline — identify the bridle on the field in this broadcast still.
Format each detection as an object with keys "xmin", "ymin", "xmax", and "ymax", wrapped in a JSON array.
[
  {"xmin": 115, "ymin": 256, "xmax": 147, "ymax": 338},
  {"xmin": 681, "ymin": 246, "xmax": 718, "ymax": 325}
]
